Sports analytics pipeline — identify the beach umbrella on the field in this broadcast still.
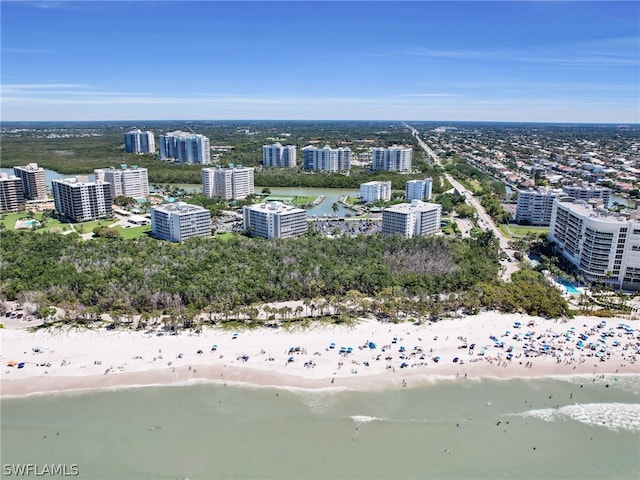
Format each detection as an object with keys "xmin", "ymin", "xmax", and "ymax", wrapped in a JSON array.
[
  {"xmin": 369, "ymin": 342, "xmax": 377, "ymax": 349},
  {"xmin": 7, "ymin": 360, "xmax": 17, "ymax": 367},
  {"xmin": 433, "ymin": 356, "xmax": 441, "ymax": 363},
  {"xmin": 330, "ymin": 343, "xmax": 336, "ymax": 349}
]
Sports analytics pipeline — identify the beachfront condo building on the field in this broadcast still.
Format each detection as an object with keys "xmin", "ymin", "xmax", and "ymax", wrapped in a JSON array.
[
  {"xmin": 13, "ymin": 163, "xmax": 48, "ymax": 201},
  {"xmin": 202, "ymin": 166, "xmax": 254, "ymax": 200},
  {"xmin": 360, "ymin": 181, "xmax": 392, "ymax": 203},
  {"xmin": 263, "ymin": 143, "xmax": 297, "ymax": 168},
  {"xmin": 0, "ymin": 173, "xmax": 25, "ymax": 213},
  {"xmin": 372, "ymin": 146, "xmax": 412, "ymax": 172},
  {"xmin": 158, "ymin": 131, "xmax": 211, "ymax": 164},
  {"xmin": 243, "ymin": 201, "xmax": 308, "ymax": 239},
  {"xmin": 549, "ymin": 199, "xmax": 640, "ymax": 291},
  {"xmin": 52, "ymin": 177, "xmax": 112, "ymax": 222},
  {"xmin": 124, "ymin": 129, "xmax": 155, "ymax": 154},
  {"xmin": 562, "ymin": 183, "xmax": 611, "ymax": 208},
  {"xmin": 302, "ymin": 145, "xmax": 351, "ymax": 172},
  {"xmin": 150, "ymin": 202, "xmax": 212, "ymax": 242},
  {"xmin": 515, "ymin": 187, "xmax": 564, "ymax": 225},
  {"xmin": 382, "ymin": 200, "xmax": 442, "ymax": 238},
  {"xmin": 94, "ymin": 164, "xmax": 149, "ymax": 199},
  {"xmin": 405, "ymin": 178, "xmax": 433, "ymax": 201}
]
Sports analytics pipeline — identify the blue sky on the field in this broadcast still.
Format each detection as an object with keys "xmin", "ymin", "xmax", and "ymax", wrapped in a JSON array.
[{"xmin": 1, "ymin": 0, "xmax": 639, "ymax": 122}]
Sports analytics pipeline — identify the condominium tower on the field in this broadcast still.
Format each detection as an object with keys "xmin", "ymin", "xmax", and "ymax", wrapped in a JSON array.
[
  {"xmin": 202, "ymin": 166, "xmax": 254, "ymax": 200},
  {"xmin": 515, "ymin": 188, "xmax": 564, "ymax": 225},
  {"xmin": 360, "ymin": 181, "xmax": 392, "ymax": 203},
  {"xmin": 158, "ymin": 131, "xmax": 211, "ymax": 164},
  {"xmin": 372, "ymin": 146, "xmax": 412, "ymax": 172},
  {"xmin": 382, "ymin": 200, "xmax": 442, "ymax": 238},
  {"xmin": 13, "ymin": 163, "xmax": 48, "ymax": 200},
  {"xmin": 151, "ymin": 202, "xmax": 212, "ymax": 242},
  {"xmin": 0, "ymin": 173, "xmax": 25, "ymax": 213},
  {"xmin": 302, "ymin": 145, "xmax": 351, "ymax": 172},
  {"xmin": 562, "ymin": 183, "xmax": 611, "ymax": 208},
  {"xmin": 52, "ymin": 177, "xmax": 112, "ymax": 222},
  {"xmin": 405, "ymin": 178, "xmax": 433, "ymax": 202},
  {"xmin": 263, "ymin": 143, "xmax": 297, "ymax": 168},
  {"xmin": 243, "ymin": 201, "xmax": 308, "ymax": 239},
  {"xmin": 94, "ymin": 164, "xmax": 149, "ymax": 199},
  {"xmin": 550, "ymin": 199, "xmax": 640, "ymax": 291},
  {"xmin": 124, "ymin": 129, "xmax": 155, "ymax": 154}
]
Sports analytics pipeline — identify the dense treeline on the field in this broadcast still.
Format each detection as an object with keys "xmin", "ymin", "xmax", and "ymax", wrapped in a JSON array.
[{"xmin": 0, "ymin": 230, "xmax": 568, "ymax": 319}]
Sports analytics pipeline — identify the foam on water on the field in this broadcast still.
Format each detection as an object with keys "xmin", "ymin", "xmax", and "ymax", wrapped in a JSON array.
[
  {"xmin": 555, "ymin": 374, "xmax": 640, "ymax": 395},
  {"xmin": 350, "ymin": 415, "xmax": 385, "ymax": 423},
  {"xmin": 522, "ymin": 402, "xmax": 640, "ymax": 432}
]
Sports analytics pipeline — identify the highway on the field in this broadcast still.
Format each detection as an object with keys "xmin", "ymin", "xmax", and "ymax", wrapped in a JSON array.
[{"xmin": 404, "ymin": 123, "xmax": 519, "ymax": 280}]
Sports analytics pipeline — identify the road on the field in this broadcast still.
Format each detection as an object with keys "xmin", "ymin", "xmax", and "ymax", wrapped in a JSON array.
[{"xmin": 404, "ymin": 123, "xmax": 519, "ymax": 280}]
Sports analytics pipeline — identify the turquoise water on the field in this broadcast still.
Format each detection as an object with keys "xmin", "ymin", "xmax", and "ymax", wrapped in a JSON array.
[
  {"xmin": 2, "ymin": 376, "xmax": 639, "ymax": 479},
  {"xmin": 557, "ymin": 278, "xmax": 582, "ymax": 295}
]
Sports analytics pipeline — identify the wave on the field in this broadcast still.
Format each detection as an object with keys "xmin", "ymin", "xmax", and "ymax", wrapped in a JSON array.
[{"xmin": 521, "ymin": 402, "xmax": 640, "ymax": 432}]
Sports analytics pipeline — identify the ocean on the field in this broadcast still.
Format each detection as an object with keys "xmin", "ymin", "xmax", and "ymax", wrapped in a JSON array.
[{"xmin": 2, "ymin": 375, "xmax": 639, "ymax": 480}]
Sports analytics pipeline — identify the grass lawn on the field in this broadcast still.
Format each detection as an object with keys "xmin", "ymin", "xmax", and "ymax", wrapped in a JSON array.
[
  {"xmin": 115, "ymin": 225, "xmax": 151, "ymax": 239},
  {"xmin": 261, "ymin": 195, "xmax": 295, "ymax": 203},
  {"xmin": 292, "ymin": 196, "xmax": 317, "ymax": 205},
  {"xmin": 214, "ymin": 232, "xmax": 240, "ymax": 242},
  {"xmin": 499, "ymin": 224, "xmax": 549, "ymax": 238}
]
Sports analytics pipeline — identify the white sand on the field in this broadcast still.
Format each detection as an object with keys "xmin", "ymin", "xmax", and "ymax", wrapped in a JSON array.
[{"xmin": 1, "ymin": 312, "xmax": 638, "ymax": 396}]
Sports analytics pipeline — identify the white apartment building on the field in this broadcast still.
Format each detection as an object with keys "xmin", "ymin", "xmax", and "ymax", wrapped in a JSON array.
[
  {"xmin": 360, "ymin": 181, "xmax": 392, "ymax": 203},
  {"xmin": 302, "ymin": 145, "xmax": 351, "ymax": 172},
  {"xmin": 382, "ymin": 200, "xmax": 442, "ymax": 238},
  {"xmin": 562, "ymin": 183, "xmax": 611, "ymax": 208},
  {"xmin": 124, "ymin": 129, "xmax": 155, "ymax": 154},
  {"xmin": 202, "ymin": 166, "xmax": 254, "ymax": 200},
  {"xmin": 405, "ymin": 178, "xmax": 433, "ymax": 202},
  {"xmin": 550, "ymin": 199, "xmax": 640, "ymax": 291},
  {"xmin": 243, "ymin": 201, "xmax": 308, "ymax": 239},
  {"xmin": 94, "ymin": 164, "xmax": 149, "ymax": 199},
  {"xmin": 372, "ymin": 146, "xmax": 412, "ymax": 172},
  {"xmin": 515, "ymin": 188, "xmax": 564, "ymax": 225},
  {"xmin": 263, "ymin": 143, "xmax": 297, "ymax": 168},
  {"xmin": 52, "ymin": 177, "xmax": 112, "ymax": 222},
  {"xmin": 158, "ymin": 131, "xmax": 211, "ymax": 164},
  {"xmin": 13, "ymin": 163, "xmax": 48, "ymax": 201},
  {"xmin": 151, "ymin": 202, "xmax": 212, "ymax": 242},
  {"xmin": 0, "ymin": 173, "xmax": 25, "ymax": 213}
]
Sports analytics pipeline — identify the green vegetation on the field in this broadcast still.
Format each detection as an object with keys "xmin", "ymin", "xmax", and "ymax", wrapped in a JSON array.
[
  {"xmin": 499, "ymin": 224, "xmax": 550, "ymax": 239},
  {"xmin": 0, "ymin": 229, "xmax": 568, "ymax": 320}
]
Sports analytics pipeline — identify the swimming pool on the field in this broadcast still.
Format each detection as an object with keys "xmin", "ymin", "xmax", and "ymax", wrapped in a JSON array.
[{"xmin": 556, "ymin": 278, "xmax": 582, "ymax": 295}]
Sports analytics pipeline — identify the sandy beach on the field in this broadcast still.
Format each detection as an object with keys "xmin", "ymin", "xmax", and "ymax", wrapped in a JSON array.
[{"xmin": 2, "ymin": 312, "xmax": 639, "ymax": 397}]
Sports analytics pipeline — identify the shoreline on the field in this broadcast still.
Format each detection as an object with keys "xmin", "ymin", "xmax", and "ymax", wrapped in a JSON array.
[{"xmin": 2, "ymin": 312, "xmax": 638, "ymax": 397}]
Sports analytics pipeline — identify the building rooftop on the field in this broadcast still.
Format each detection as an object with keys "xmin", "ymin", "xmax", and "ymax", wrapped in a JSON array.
[
  {"xmin": 557, "ymin": 199, "xmax": 639, "ymax": 223},
  {"xmin": 384, "ymin": 200, "xmax": 440, "ymax": 213},
  {"xmin": 247, "ymin": 201, "xmax": 305, "ymax": 214},
  {"xmin": 152, "ymin": 202, "xmax": 209, "ymax": 215}
]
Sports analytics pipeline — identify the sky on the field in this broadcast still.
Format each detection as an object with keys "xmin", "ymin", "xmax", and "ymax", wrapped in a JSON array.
[{"xmin": 1, "ymin": 0, "xmax": 639, "ymax": 123}]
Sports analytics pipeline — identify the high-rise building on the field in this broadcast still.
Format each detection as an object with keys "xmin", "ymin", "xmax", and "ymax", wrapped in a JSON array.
[
  {"xmin": 202, "ymin": 166, "xmax": 254, "ymax": 200},
  {"xmin": 243, "ymin": 201, "xmax": 308, "ymax": 239},
  {"xmin": 562, "ymin": 183, "xmax": 611, "ymax": 208},
  {"xmin": 302, "ymin": 145, "xmax": 351, "ymax": 172},
  {"xmin": 372, "ymin": 146, "xmax": 412, "ymax": 172},
  {"xmin": 360, "ymin": 181, "xmax": 392, "ymax": 203},
  {"xmin": 550, "ymin": 199, "xmax": 640, "ymax": 291},
  {"xmin": 94, "ymin": 164, "xmax": 149, "ymax": 199},
  {"xmin": 52, "ymin": 177, "xmax": 112, "ymax": 222},
  {"xmin": 151, "ymin": 202, "xmax": 212, "ymax": 242},
  {"xmin": 13, "ymin": 163, "xmax": 48, "ymax": 200},
  {"xmin": 0, "ymin": 173, "xmax": 25, "ymax": 213},
  {"xmin": 515, "ymin": 188, "xmax": 564, "ymax": 225},
  {"xmin": 263, "ymin": 143, "xmax": 297, "ymax": 168},
  {"xmin": 158, "ymin": 131, "xmax": 211, "ymax": 164},
  {"xmin": 124, "ymin": 129, "xmax": 155, "ymax": 154},
  {"xmin": 405, "ymin": 178, "xmax": 433, "ymax": 202},
  {"xmin": 382, "ymin": 200, "xmax": 442, "ymax": 238}
]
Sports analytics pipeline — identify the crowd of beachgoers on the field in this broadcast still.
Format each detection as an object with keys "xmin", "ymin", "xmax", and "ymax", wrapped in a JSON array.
[{"xmin": 2, "ymin": 310, "xmax": 638, "ymax": 396}]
